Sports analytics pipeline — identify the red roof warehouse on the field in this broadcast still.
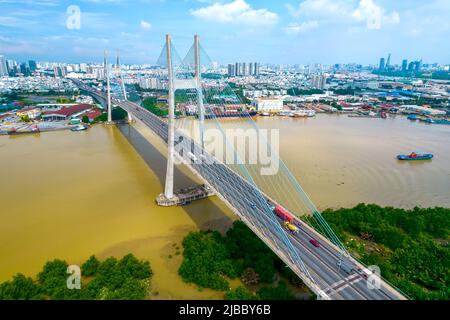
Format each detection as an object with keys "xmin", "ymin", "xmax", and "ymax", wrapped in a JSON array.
[
  {"xmin": 84, "ymin": 109, "xmax": 103, "ymax": 122},
  {"xmin": 42, "ymin": 104, "xmax": 93, "ymax": 121}
]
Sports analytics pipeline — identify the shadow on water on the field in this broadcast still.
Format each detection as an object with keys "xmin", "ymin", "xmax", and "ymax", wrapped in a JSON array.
[
  {"xmin": 115, "ymin": 123, "xmax": 234, "ymax": 232},
  {"xmin": 396, "ymin": 160, "xmax": 433, "ymax": 166}
]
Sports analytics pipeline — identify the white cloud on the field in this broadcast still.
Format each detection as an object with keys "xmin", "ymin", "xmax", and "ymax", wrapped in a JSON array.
[
  {"xmin": 120, "ymin": 31, "xmax": 141, "ymax": 38},
  {"xmin": 286, "ymin": 0, "xmax": 400, "ymax": 30},
  {"xmin": 286, "ymin": 0, "xmax": 351, "ymax": 20},
  {"xmin": 283, "ymin": 20, "xmax": 319, "ymax": 34},
  {"xmin": 140, "ymin": 20, "xmax": 151, "ymax": 30},
  {"xmin": 190, "ymin": 0, "xmax": 278, "ymax": 26},
  {"xmin": 352, "ymin": 0, "xmax": 400, "ymax": 30}
]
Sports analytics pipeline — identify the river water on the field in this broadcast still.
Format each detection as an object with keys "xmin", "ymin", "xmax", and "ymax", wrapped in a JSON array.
[{"xmin": 0, "ymin": 114, "xmax": 449, "ymax": 298}]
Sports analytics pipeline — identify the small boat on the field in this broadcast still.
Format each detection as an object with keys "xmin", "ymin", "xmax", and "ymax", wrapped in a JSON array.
[
  {"xmin": 278, "ymin": 111, "xmax": 293, "ymax": 117},
  {"xmin": 7, "ymin": 126, "xmax": 40, "ymax": 135},
  {"xmin": 291, "ymin": 110, "xmax": 316, "ymax": 118},
  {"xmin": 397, "ymin": 152, "xmax": 433, "ymax": 161},
  {"xmin": 259, "ymin": 112, "xmax": 271, "ymax": 117},
  {"xmin": 407, "ymin": 114, "xmax": 417, "ymax": 121},
  {"xmin": 424, "ymin": 118, "xmax": 436, "ymax": 124},
  {"xmin": 71, "ymin": 125, "xmax": 87, "ymax": 132},
  {"xmin": 380, "ymin": 111, "xmax": 387, "ymax": 119}
]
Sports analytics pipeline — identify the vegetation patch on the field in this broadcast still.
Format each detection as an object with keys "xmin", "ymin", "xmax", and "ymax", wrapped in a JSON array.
[
  {"xmin": 318, "ymin": 204, "xmax": 450, "ymax": 300},
  {"xmin": 179, "ymin": 221, "xmax": 309, "ymax": 300},
  {"xmin": 0, "ymin": 254, "xmax": 152, "ymax": 300}
]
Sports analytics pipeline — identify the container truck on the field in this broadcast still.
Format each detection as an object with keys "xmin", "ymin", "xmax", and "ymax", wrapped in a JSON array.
[{"xmin": 273, "ymin": 205, "xmax": 294, "ymax": 223}]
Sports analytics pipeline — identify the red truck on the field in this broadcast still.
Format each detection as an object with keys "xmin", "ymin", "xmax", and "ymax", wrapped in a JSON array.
[{"xmin": 273, "ymin": 206, "xmax": 294, "ymax": 223}]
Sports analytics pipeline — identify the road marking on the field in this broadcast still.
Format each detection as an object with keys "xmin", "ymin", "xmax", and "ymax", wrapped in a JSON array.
[{"xmin": 324, "ymin": 274, "xmax": 363, "ymax": 295}]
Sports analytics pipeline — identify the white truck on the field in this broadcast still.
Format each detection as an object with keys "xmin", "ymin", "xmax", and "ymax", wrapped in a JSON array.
[{"xmin": 187, "ymin": 152, "xmax": 198, "ymax": 162}]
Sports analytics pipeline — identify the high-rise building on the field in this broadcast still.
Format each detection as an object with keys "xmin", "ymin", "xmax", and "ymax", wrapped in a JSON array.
[
  {"xmin": 254, "ymin": 62, "xmax": 260, "ymax": 76},
  {"xmin": 227, "ymin": 64, "xmax": 236, "ymax": 77},
  {"xmin": 139, "ymin": 77, "xmax": 166, "ymax": 90},
  {"xmin": 231, "ymin": 62, "xmax": 260, "ymax": 77},
  {"xmin": 6, "ymin": 60, "xmax": 13, "ymax": 75},
  {"xmin": 0, "ymin": 55, "xmax": 8, "ymax": 77},
  {"xmin": 241, "ymin": 62, "xmax": 246, "ymax": 76},
  {"xmin": 53, "ymin": 66, "xmax": 67, "ymax": 78},
  {"xmin": 80, "ymin": 63, "xmax": 88, "ymax": 73},
  {"xmin": 311, "ymin": 74, "xmax": 327, "ymax": 90},
  {"xmin": 408, "ymin": 61, "xmax": 415, "ymax": 72},
  {"xmin": 28, "ymin": 60, "xmax": 37, "ymax": 72},
  {"xmin": 415, "ymin": 59, "xmax": 422, "ymax": 72},
  {"xmin": 20, "ymin": 63, "xmax": 30, "ymax": 76},
  {"xmin": 379, "ymin": 58, "xmax": 386, "ymax": 70},
  {"xmin": 402, "ymin": 59, "xmax": 408, "ymax": 72}
]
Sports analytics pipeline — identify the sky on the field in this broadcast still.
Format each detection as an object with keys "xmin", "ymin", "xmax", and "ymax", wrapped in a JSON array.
[{"xmin": 0, "ymin": 0, "xmax": 449, "ymax": 65}]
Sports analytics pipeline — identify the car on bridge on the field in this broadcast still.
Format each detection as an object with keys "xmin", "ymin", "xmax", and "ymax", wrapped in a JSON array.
[
  {"xmin": 337, "ymin": 260, "xmax": 356, "ymax": 275},
  {"xmin": 309, "ymin": 239, "xmax": 320, "ymax": 248},
  {"xmin": 284, "ymin": 221, "xmax": 299, "ymax": 234},
  {"xmin": 187, "ymin": 152, "xmax": 198, "ymax": 162}
]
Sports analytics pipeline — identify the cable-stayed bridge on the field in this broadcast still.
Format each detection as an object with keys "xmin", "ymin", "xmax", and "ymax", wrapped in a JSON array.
[{"xmin": 72, "ymin": 35, "xmax": 407, "ymax": 300}]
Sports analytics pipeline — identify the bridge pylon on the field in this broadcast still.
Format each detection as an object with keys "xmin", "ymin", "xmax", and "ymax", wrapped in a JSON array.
[
  {"xmin": 163, "ymin": 33, "xmax": 176, "ymax": 199},
  {"xmin": 104, "ymin": 50, "xmax": 114, "ymax": 125},
  {"xmin": 158, "ymin": 34, "xmax": 208, "ymax": 205}
]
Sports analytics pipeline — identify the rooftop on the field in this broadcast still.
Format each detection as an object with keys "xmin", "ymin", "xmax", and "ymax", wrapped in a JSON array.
[{"xmin": 43, "ymin": 104, "xmax": 93, "ymax": 117}]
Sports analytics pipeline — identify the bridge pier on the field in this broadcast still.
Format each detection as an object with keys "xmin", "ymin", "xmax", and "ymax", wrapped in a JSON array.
[
  {"xmin": 156, "ymin": 184, "xmax": 214, "ymax": 207},
  {"xmin": 127, "ymin": 112, "xmax": 134, "ymax": 124}
]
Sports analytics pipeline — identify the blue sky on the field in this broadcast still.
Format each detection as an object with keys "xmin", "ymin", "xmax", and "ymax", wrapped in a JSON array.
[{"xmin": 0, "ymin": 0, "xmax": 449, "ymax": 65}]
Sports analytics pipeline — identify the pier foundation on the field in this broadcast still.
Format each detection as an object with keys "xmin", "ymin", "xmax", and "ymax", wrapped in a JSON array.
[{"xmin": 156, "ymin": 184, "xmax": 214, "ymax": 207}]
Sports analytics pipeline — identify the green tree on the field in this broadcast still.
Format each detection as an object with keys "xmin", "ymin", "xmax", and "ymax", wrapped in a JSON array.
[
  {"xmin": 178, "ymin": 231, "xmax": 237, "ymax": 290},
  {"xmin": 257, "ymin": 281, "xmax": 295, "ymax": 300},
  {"xmin": 37, "ymin": 259, "xmax": 81, "ymax": 300},
  {"xmin": 82, "ymin": 115, "xmax": 90, "ymax": 124},
  {"xmin": 0, "ymin": 274, "xmax": 41, "ymax": 300},
  {"xmin": 225, "ymin": 286, "xmax": 256, "ymax": 300},
  {"xmin": 20, "ymin": 115, "xmax": 32, "ymax": 123},
  {"xmin": 317, "ymin": 204, "xmax": 450, "ymax": 300},
  {"xmin": 81, "ymin": 255, "xmax": 100, "ymax": 277}
]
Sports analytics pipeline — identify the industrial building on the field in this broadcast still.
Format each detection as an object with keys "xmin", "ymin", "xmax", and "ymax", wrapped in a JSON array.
[
  {"xmin": 251, "ymin": 98, "xmax": 283, "ymax": 112},
  {"xmin": 41, "ymin": 104, "xmax": 94, "ymax": 121}
]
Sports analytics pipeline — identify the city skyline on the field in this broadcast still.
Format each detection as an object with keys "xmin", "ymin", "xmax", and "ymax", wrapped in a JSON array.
[{"xmin": 0, "ymin": 0, "xmax": 449, "ymax": 65}]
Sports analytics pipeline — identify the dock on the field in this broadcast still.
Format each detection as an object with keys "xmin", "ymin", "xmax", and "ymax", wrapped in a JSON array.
[{"xmin": 156, "ymin": 184, "xmax": 215, "ymax": 207}]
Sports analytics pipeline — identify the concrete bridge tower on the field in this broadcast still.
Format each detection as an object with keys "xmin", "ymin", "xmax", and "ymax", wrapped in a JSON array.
[
  {"xmin": 104, "ymin": 50, "xmax": 113, "ymax": 124},
  {"xmin": 164, "ymin": 34, "xmax": 176, "ymax": 199},
  {"xmin": 161, "ymin": 34, "xmax": 207, "ymax": 203}
]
